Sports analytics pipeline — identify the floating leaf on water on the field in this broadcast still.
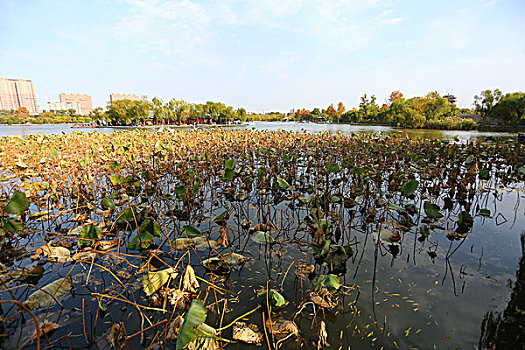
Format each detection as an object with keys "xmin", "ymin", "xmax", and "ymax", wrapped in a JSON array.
[
  {"xmin": 424, "ymin": 201, "xmax": 443, "ymax": 219},
  {"xmin": 23, "ymin": 277, "xmax": 72, "ymax": 310},
  {"xmin": 276, "ymin": 176, "xmax": 291, "ymax": 190},
  {"xmin": 182, "ymin": 265, "xmax": 200, "ymax": 294},
  {"xmin": 3, "ymin": 217, "xmax": 23, "ymax": 233},
  {"xmin": 142, "ymin": 267, "xmax": 178, "ymax": 296},
  {"xmin": 110, "ymin": 174, "xmax": 125, "ymax": 186},
  {"xmin": 251, "ymin": 230, "xmax": 275, "ymax": 244},
  {"xmin": 257, "ymin": 289, "xmax": 287, "ymax": 308},
  {"xmin": 223, "ymin": 167, "xmax": 234, "ymax": 181},
  {"xmin": 374, "ymin": 228, "xmax": 401, "ymax": 244},
  {"xmin": 310, "ymin": 289, "xmax": 337, "ymax": 309},
  {"xmin": 5, "ymin": 191, "xmax": 30, "ymax": 215},
  {"xmin": 173, "ymin": 235, "xmax": 218, "ymax": 251},
  {"xmin": 222, "ymin": 252, "xmax": 246, "ymax": 265},
  {"xmin": 479, "ymin": 169, "xmax": 490, "ymax": 180},
  {"xmin": 30, "ymin": 245, "xmax": 71, "ymax": 262},
  {"xmin": 478, "ymin": 208, "xmax": 491, "ymax": 217},
  {"xmin": 233, "ymin": 322, "xmax": 263, "ymax": 345},
  {"xmin": 400, "ymin": 179, "xmax": 418, "ymax": 197},
  {"xmin": 327, "ymin": 163, "xmax": 340, "ymax": 173},
  {"xmin": 115, "ymin": 208, "xmax": 138, "ymax": 229},
  {"xmin": 79, "ymin": 223, "xmax": 101, "ymax": 248},
  {"xmin": 140, "ymin": 218, "xmax": 161, "ymax": 237},
  {"xmin": 176, "ymin": 300, "xmax": 207, "ymax": 350},
  {"xmin": 128, "ymin": 232, "xmax": 155, "ymax": 250},
  {"xmin": 71, "ymin": 250, "xmax": 97, "ymax": 262},
  {"xmin": 174, "ymin": 184, "xmax": 187, "ymax": 195},
  {"xmin": 181, "ymin": 225, "xmax": 202, "ymax": 238},
  {"xmin": 267, "ymin": 319, "xmax": 300, "ymax": 338},
  {"xmin": 316, "ymin": 274, "xmax": 341, "ymax": 293},
  {"xmin": 225, "ymin": 159, "xmax": 236, "ymax": 169},
  {"xmin": 101, "ymin": 197, "xmax": 116, "ymax": 210},
  {"xmin": 388, "ymin": 203, "xmax": 405, "ymax": 211},
  {"xmin": 129, "ymin": 218, "xmax": 161, "ymax": 250}
]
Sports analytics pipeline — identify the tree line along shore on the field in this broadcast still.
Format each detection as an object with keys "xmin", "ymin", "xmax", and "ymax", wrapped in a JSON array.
[{"xmin": 1, "ymin": 89, "xmax": 523, "ymax": 131}]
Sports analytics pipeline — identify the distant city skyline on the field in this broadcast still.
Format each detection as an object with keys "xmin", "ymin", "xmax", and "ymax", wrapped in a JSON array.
[{"xmin": 1, "ymin": 0, "xmax": 524, "ymax": 112}]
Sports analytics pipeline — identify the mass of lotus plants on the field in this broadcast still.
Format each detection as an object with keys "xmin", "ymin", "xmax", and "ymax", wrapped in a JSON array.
[{"xmin": 0, "ymin": 129, "xmax": 523, "ymax": 349}]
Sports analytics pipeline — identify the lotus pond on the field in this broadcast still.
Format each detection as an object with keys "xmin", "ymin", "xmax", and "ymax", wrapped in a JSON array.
[{"xmin": 0, "ymin": 129, "xmax": 524, "ymax": 349}]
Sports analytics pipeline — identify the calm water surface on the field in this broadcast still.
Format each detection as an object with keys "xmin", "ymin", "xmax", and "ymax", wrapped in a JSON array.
[{"xmin": 0, "ymin": 122, "xmax": 519, "ymax": 143}]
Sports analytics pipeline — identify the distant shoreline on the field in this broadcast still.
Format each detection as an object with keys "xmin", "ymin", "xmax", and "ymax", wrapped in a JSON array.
[{"xmin": 1, "ymin": 121, "xmax": 523, "ymax": 133}]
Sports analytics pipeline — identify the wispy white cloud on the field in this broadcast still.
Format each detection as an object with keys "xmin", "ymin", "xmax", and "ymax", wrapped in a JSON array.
[
  {"xmin": 484, "ymin": 0, "xmax": 502, "ymax": 7},
  {"xmin": 381, "ymin": 17, "xmax": 403, "ymax": 25}
]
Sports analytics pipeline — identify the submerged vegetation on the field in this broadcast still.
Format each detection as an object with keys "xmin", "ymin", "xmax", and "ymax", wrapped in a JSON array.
[{"xmin": 0, "ymin": 129, "xmax": 524, "ymax": 349}]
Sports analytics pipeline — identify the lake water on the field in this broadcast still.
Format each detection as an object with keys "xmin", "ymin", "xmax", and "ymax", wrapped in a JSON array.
[
  {"xmin": 0, "ymin": 124, "xmax": 523, "ymax": 349},
  {"xmin": 0, "ymin": 121, "xmax": 519, "ymax": 143}
]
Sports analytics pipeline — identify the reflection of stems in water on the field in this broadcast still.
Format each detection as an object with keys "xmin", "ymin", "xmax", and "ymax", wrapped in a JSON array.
[
  {"xmin": 352, "ymin": 225, "xmax": 370, "ymax": 279},
  {"xmin": 478, "ymin": 247, "xmax": 484, "ymax": 271},
  {"xmin": 511, "ymin": 191, "xmax": 521, "ymax": 229},
  {"xmin": 371, "ymin": 210, "xmax": 387, "ymax": 325},
  {"xmin": 447, "ymin": 232, "xmax": 469, "ymax": 259},
  {"xmin": 442, "ymin": 258, "xmax": 458, "ymax": 296}
]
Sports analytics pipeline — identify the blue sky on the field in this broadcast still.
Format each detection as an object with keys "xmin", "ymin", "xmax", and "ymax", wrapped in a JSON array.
[{"xmin": 1, "ymin": 0, "xmax": 524, "ymax": 112}]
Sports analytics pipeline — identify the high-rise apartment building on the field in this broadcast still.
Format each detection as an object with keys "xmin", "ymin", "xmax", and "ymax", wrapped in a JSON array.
[
  {"xmin": 59, "ymin": 93, "xmax": 92, "ymax": 115},
  {"xmin": 0, "ymin": 77, "xmax": 39, "ymax": 114},
  {"xmin": 110, "ymin": 93, "xmax": 139, "ymax": 103}
]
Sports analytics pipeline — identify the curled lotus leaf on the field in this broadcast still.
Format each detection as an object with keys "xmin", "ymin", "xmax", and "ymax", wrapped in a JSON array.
[
  {"xmin": 142, "ymin": 267, "xmax": 178, "ymax": 296},
  {"xmin": 181, "ymin": 265, "xmax": 200, "ymax": 294}
]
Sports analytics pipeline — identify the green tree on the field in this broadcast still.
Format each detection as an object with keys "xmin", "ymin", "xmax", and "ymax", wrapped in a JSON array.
[
  {"xmin": 492, "ymin": 92, "xmax": 525, "ymax": 122},
  {"xmin": 474, "ymin": 89, "xmax": 502, "ymax": 118},
  {"xmin": 388, "ymin": 98, "xmax": 426, "ymax": 128},
  {"xmin": 89, "ymin": 107, "xmax": 105, "ymax": 121},
  {"xmin": 359, "ymin": 94, "xmax": 379, "ymax": 121},
  {"xmin": 151, "ymin": 97, "xmax": 167, "ymax": 123},
  {"xmin": 236, "ymin": 107, "xmax": 247, "ymax": 121}
]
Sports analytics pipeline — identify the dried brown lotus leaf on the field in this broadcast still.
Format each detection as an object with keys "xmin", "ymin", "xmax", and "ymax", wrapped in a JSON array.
[{"xmin": 233, "ymin": 322, "xmax": 263, "ymax": 345}]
